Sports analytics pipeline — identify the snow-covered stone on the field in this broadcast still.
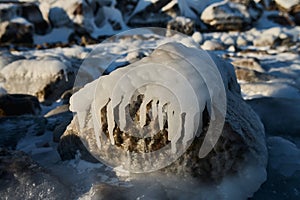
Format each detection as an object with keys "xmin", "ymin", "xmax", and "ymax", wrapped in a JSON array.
[
  {"xmin": 0, "ymin": 17, "xmax": 34, "ymax": 45},
  {"xmin": 0, "ymin": 56, "xmax": 76, "ymax": 103},
  {"xmin": 201, "ymin": 39, "xmax": 225, "ymax": 50},
  {"xmin": 201, "ymin": 0, "xmax": 262, "ymax": 31},
  {"xmin": 192, "ymin": 31, "xmax": 203, "ymax": 44},
  {"xmin": 231, "ymin": 58, "xmax": 265, "ymax": 72},
  {"xmin": 274, "ymin": 0, "xmax": 300, "ymax": 12},
  {"xmin": 0, "ymin": 51, "xmax": 24, "ymax": 70}
]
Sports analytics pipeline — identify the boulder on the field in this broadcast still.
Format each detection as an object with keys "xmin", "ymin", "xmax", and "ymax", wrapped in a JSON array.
[
  {"xmin": 0, "ymin": 94, "xmax": 41, "ymax": 117},
  {"xmin": 201, "ymin": 0, "xmax": 262, "ymax": 31},
  {"xmin": 231, "ymin": 58, "xmax": 265, "ymax": 72},
  {"xmin": 234, "ymin": 67, "xmax": 275, "ymax": 82},
  {"xmin": 62, "ymin": 42, "xmax": 267, "ymax": 198},
  {"xmin": 0, "ymin": 148, "xmax": 70, "ymax": 199},
  {"xmin": 0, "ymin": 56, "xmax": 76, "ymax": 103}
]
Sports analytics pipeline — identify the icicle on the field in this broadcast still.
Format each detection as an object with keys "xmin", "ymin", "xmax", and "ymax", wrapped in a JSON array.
[
  {"xmin": 158, "ymin": 101, "xmax": 164, "ymax": 130},
  {"xmin": 91, "ymin": 102, "xmax": 102, "ymax": 149},
  {"xmin": 152, "ymin": 99, "xmax": 158, "ymax": 120},
  {"xmin": 107, "ymin": 101, "xmax": 115, "ymax": 145}
]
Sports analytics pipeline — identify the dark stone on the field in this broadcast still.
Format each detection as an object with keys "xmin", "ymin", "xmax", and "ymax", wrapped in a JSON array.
[{"xmin": 0, "ymin": 94, "xmax": 41, "ymax": 117}]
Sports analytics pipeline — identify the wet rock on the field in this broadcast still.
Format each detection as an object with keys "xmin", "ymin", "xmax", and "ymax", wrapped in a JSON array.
[
  {"xmin": 0, "ymin": 17, "xmax": 34, "ymax": 45},
  {"xmin": 247, "ymin": 97, "xmax": 300, "ymax": 137},
  {"xmin": 201, "ymin": 0, "xmax": 262, "ymax": 31},
  {"xmin": 0, "ymin": 56, "xmax": 76, "ymax": 103},
  {"xmin": 0, "ymin": 116, "xmax": 46, "ymax": 148},
  {"xmin": 167, "ymin": 16, "xmax": 194, "ymax": 35},
  {"xmin": 0, "ymin": 94, "xmax": 40, "ymax": 117},
  {"xmin": 0, "ymin": 148, "xmax": 70, "ymax": 199}
]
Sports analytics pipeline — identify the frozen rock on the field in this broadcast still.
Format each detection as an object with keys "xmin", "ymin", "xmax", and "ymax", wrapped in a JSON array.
[
  {"xmin": 0, "ymin": 17, "xmax": 34, "ymax": 45},
  {"xmin": 235, "ymin": 68, "xmax": 274, "ymax": 82},
  {"xmin": 67, "ymin": 42, "xmax": 267, "ymax": 198},
  {"xmin": 201, "ymin": 39, "xmax": 225, "ymax": 50},
  {"xmin": 247, "ymin": 97, "xmax": 300, "ymax": 137},
  {"xmin": 231, "ymin": 58, "xmax": 265, "ymax": 72},
  {"xmin": 0, "ymin": 94, "xmax": 40, "ymax": 117},
  {"xmin": 201, "ymin": 0, "xmax": 262, "ymax": 31},
  {"xmin": 0, "ymin": 148, "xmax": 70, "ymax": 199},
  {"xmin": 0, "ymin": 116, "xmax": 46, "ymax": 148},
  {"xmin": 0, "ymin": 56, "xmax": 76, "ymax": 103},
  {"xmin": 167, "ymin": 16, "xmax": 194, "ymax": 35}
]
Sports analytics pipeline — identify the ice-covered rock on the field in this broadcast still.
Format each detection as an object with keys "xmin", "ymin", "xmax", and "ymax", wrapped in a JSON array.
[
  {"xmin": 231, "ymin": 57, "xmax": 265, "ymax": 72},
  {"xmin": 235, "ymin": 68, "xmax": 274, "ymax": 82},
  {"xmin": 0, "ymin": 148, "xmax": 70, "ymax": 199},
  {"xmin": 0, "ymin": 94, "xmax": 40, "ymax": 117},
  {"xmin": 274, "ymin": 0, "xmax": 300, "ymax": 12},
  {"xmin": 201, "ymin": 0, "xmax": 262, "ymax": 31},
  {"xmin": 66, "ymin": 42, "xmax": 267, "ymax": 199},
  {"xmin": 0, "ymin": 56, "xmax": 76, "ymax": 103}
]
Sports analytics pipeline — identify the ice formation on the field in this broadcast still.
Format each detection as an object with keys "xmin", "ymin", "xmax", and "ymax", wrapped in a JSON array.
[{"xmin": 70, "ymin": 42, "xmax": 226, "ymax": 171}]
